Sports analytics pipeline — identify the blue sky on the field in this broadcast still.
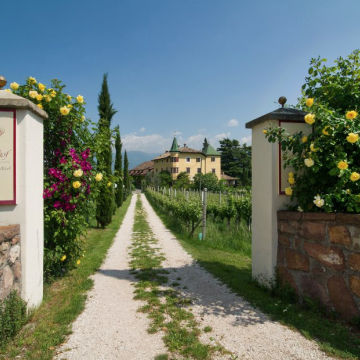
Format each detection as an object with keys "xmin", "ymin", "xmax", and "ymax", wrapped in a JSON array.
[{"xmin": 3, "ymin": 0, "xmax": 360, "ymax": 154}]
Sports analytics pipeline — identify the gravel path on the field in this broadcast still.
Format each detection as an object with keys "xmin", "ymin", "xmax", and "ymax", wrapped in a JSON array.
[{"xmin": 56, "ymin": 193, "xmax": 333, "ymax": 360}]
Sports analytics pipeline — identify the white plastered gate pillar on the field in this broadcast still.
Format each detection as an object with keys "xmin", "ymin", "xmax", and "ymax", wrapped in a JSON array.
[
  {"xmin": 245, "ymin": 103, "xmax": 308, "ymax": 282},
  {"xmin": 0, "ymin": 89, "xmax": 48, "ymax": 309}
]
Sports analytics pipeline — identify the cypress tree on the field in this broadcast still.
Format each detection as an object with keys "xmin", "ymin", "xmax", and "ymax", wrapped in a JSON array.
[
  {"xmin": 114, "ymin": 126, "xmax": 123, "ymax": 207},
  {"xmin": 123, "ymin": 150, "xmax": 130, "ymax": 200},
  {"xmin": 96, "ymin": 73, "xmax": 117, "ymax": 228}
]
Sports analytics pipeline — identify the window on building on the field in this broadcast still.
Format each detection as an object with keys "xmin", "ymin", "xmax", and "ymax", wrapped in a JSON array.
[
  {"xmin": 196, "ymin": 157, "xmax": 201, "ymax": 163},
  {"xmin": 186, "ymin": 157, "xmax": 191, "ymax": 163},
  {"xmin": 212, "ymin": 168, "xmax": 216, "ymax": 174},
  {"xmin": 197, "ymin": 168, "xmax": 201, "ymax": 174},
  {"xmin": 155, "ymin": 169, "xmax": 158, "ymax": 173},
  {"xmin": 211, "ymin": 157, "xmax": 215, "ymax": 162},
  {"xmin": 171, "ymin": 157, "xmax": 179, "ymax": 163},
  {"xmin": 186, "ymin": 167, "xmax": 190, "ymax": 173},
  {"xmin": 171, "ymin": 167, "xmax": 179, "ymax": 174}
]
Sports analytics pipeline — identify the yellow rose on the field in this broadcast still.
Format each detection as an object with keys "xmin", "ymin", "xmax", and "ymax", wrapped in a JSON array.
[
  {"xmin": 73, "ymin": 181, "xmax": 81, "ymax": 188},
  {"xmin": 77, "ymin": 260, "xmax": 81, "ymax": 265},
  {"xmin": 304, "ymin": 158, "xmax": 314, "ymax": 167},
  {"xmin": 50, "ymin": 90, "xmax": 56, "ymax": 98},
  {"xmin": 67, "ymin": 104, "xmax": 73, "ymax": 108},
  {"xmin": 28, "ymin": 77, "xmax": 37, "ymax": 84},
  {"xmin": 337, "ymin": 161, "xmax": 348, "ymax": 170},
  {"xmin": 306, "ymin": 98, "xmax": 314, "ymax": 107},
  {"xmin": 288, "ymin": 177, "xmax": 295, "ymax": 185},
  {"xmin": 285, "ymin": 187, "xmax": 293, "ymax": 196},
  {"xmin": 29, "ymin": 90, "xmax": 38, "ymax": 99},
  {"xmin": 45, "ymin": 95, "xmax": 52, "ymax": 102},
  {"xmin": 4, "ymin": 89, "xmax": 12, "ymax": 93},
  {"xmin": 81, "ymin": 115, "xmax": 86, "ymax": 122},
  {"xmin": 36, "ymin": 94, "xmax": 43, "ymax": 101},
  {"xmin": 350, "ymin": 172, "xmax": 360, "ymax": 182},
  {"xmin": 37, "ymin": 104, "xmax": 43, "ymax": 109},
  {"xmin": 346, "ymin": 110, "xmax": 358, "ymax": 120},
  {"xmin": 346, "ymin": 189, "xmax": 351, "ymax": 194},
  {"xmin": 304, "ymin": 114, "xmax": 315, "ymax": 125},
  {"xmin": 288, "ymin": 172, "xmax": 294, "ymax": 178},
  {"xmin": 67, "ymin": 95, "xmax": 72, "ymax": 101},
  {"xmin": 107, "ymin": 182, "xmax": 112, "ymax": 187},
  {"xmin": 346, "ymin": 133, "xmax": 359, "ymax": 143},
  {"xmin": 60, "ymin": 106, "xmax": 70, "ymax": 115},
  {"xmin": 313, "ymin": 195, "xmax": 324, "ymax": 208},
  {"xmin": 302, "ymin": 136, "xmax": 308, "ymax": 143},
  {"xmin": 10, "ymin": 82, "xmax": 19, "ymax": 91},
  {"xmin": 38, "ymin": 83, "xmax": 46, "ymax": 92},
  {"xmin": 95, "ymin": 173, "xmax": 103, "ymax": 181},
  {"xmin": 310, "ymin": 143, "xmax": 318, "ymax": 152},
  {"xmin": 322, "ymin": 126, "xmax": 331, "ymax": 135},
  {"xmin": 60, "ymin": 255, "xmax": 66, "ymax": 262},
  {"xmin": 76, "ymin": 95, "xmax": 84, "ymax": 103},
  {"xmin": 73, "ymin": 169, "xmax": 83, "ymax": 177}
]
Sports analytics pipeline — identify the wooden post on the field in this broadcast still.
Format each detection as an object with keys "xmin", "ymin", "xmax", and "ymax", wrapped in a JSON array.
[{"xmin": 202, "ymin": 188, "xmax": 207, "ymax": 240}]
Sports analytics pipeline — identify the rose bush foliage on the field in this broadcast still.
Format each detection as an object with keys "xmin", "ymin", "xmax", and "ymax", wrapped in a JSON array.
[
  {"xmin": 264, "ymin": 50, "xmax": 360, "ymax": 213},
  {"xmin": 8, "ymin": 77, "xmax": 104, "ymax": 278}
]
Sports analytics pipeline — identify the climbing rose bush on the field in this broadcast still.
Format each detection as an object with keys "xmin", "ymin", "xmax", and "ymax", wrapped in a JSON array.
[
  {"xmin": 8, "ymin": 77, "xmax": 101, "ymax": 278},
  {"xmin": 265, "ymin": 101, "xmax": 360, "ymax": 213}
]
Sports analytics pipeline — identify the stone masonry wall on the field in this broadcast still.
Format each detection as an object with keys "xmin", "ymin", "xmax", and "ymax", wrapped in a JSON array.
[
  {"xmin": 0, "ymin": 225, "xmax": 21, "ymax": 301},
  {"xmin": 277, "ymin": 211, "xmax": 360, "ymax": 322}
]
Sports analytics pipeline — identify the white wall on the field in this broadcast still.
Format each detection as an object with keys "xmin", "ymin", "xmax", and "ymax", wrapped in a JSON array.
[
  {"xmin": 251, "ymin": 121, "xmax": 291, "ymax": 282},
  {"xmin": 0, "ymin": 109, "xmax": 44, "ymax": 308}
]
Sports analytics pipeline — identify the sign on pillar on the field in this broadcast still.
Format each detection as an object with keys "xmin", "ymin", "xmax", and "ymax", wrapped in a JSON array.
[{"xmin": 0, "ymin": 109, "xmax": 16, "ymax": 204}]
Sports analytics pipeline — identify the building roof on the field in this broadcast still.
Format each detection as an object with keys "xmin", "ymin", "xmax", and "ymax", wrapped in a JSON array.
[
  {"xmin": 245, "ymin": 107, "xmax": 307, "ymax": 129},
  {"xmin": 152, "ymin": 152, "xmax": 171, "ymax": 160},
  {"xmin": 129, "ymin": 161, "xmax": 154, "ymax": 176},
  {"xmin": 169, "ymin": 137, "xmax": 179, "ymax": 152},
  {"xmin": 202, "ymin": 143, "xmax": 221, "ymax": 156},
  {"xmin": 179, "ymin": 146, "xmax": 202, "ymax": 154},
  {"xmin": 221, "ymin": 173, "xmax": 237, "ymax": 181}
]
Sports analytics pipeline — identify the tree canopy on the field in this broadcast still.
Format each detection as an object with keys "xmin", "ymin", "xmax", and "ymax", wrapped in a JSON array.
[{"xmin": 217, "ymin": 138, "xmax": 251, "ymax": 186}]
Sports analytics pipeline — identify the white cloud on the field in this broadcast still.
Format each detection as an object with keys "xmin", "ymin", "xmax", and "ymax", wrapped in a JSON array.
[
  {"xmin": 122, "ymin": 133, "xmax": 171, "ymax": 153},
  {"xmin": 174, "ymin": 131, "xmax": 182, "ymax": 136},
  {"xmin": 227, "ymin": 119, "xmax": 239, "ymax": 127},
  {"xmin": 213, "ymin": 132, "xmax": 231, "ymax": 141},
  {"xmin": 185, "ymin": 134, "xmax": 204, "ymax": 149},
  {"xmin": 139, "ymin": 127, "xmax": 146, "ymax": 133},
  {"xmin": 241, "ymin": 135, "xmax": 252, "ymax": 145}
]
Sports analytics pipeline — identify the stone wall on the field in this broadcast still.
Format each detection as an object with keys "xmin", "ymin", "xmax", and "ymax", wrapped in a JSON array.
[
  {"xmin": 277, "ymin": 211, "xmax": 360, "ymax": 322},
  {"xmin": 0, "ymin": 225, "xmax": 21, "ymax": 301}
]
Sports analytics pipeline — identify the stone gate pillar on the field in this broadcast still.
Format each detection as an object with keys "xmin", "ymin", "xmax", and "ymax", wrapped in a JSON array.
[
  {"xmin": 0, "ymin": 83, "xmax": 47, "ymax": 309},
  {"xmin": 245, "ymin": 100, "xmax": 309, "ymax": 283}
]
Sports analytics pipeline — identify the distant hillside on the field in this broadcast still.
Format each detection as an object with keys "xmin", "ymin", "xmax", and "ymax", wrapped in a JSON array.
[{"xmin": 112, "ymin": 151, "xmax": 160, "ymax": 170}]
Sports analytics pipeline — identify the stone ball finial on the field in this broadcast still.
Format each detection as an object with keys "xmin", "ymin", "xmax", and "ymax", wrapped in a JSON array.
[
  {"xmin": 278, "ymin": 96, "xmax": 287, "ymax": 108},
  {"xmin": 0, "ymin": 76, "xmax": 7, "ymax": 90}
]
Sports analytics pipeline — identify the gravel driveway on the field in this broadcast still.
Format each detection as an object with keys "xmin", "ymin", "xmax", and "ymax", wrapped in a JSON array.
[{"xmin": 56, "ymin": 193, "xmax": 333, "ymax": 360}]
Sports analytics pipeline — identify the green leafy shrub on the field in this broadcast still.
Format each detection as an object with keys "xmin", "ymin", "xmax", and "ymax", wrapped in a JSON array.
[{"xmin": 0, "ymin": 291, "xmax": 27, "ymax": 343}]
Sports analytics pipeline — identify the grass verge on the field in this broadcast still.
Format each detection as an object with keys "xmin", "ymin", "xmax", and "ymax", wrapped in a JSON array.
[
  {"xmin": 130, "ymin": 196, "xmax": 230, "ymax": 360},
  {"xmin": 146, "ymin": 192, "xmax": 360, "ymax": 360},
  {"xmin": 0, "ymin": 196, "xmax": 132, "ymax": 360}
]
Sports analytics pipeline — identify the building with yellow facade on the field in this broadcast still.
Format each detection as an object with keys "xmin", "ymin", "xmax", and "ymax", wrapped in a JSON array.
[{"xmin": 152, "ymin": 138, "xmax": 221, "ymax": 181}]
